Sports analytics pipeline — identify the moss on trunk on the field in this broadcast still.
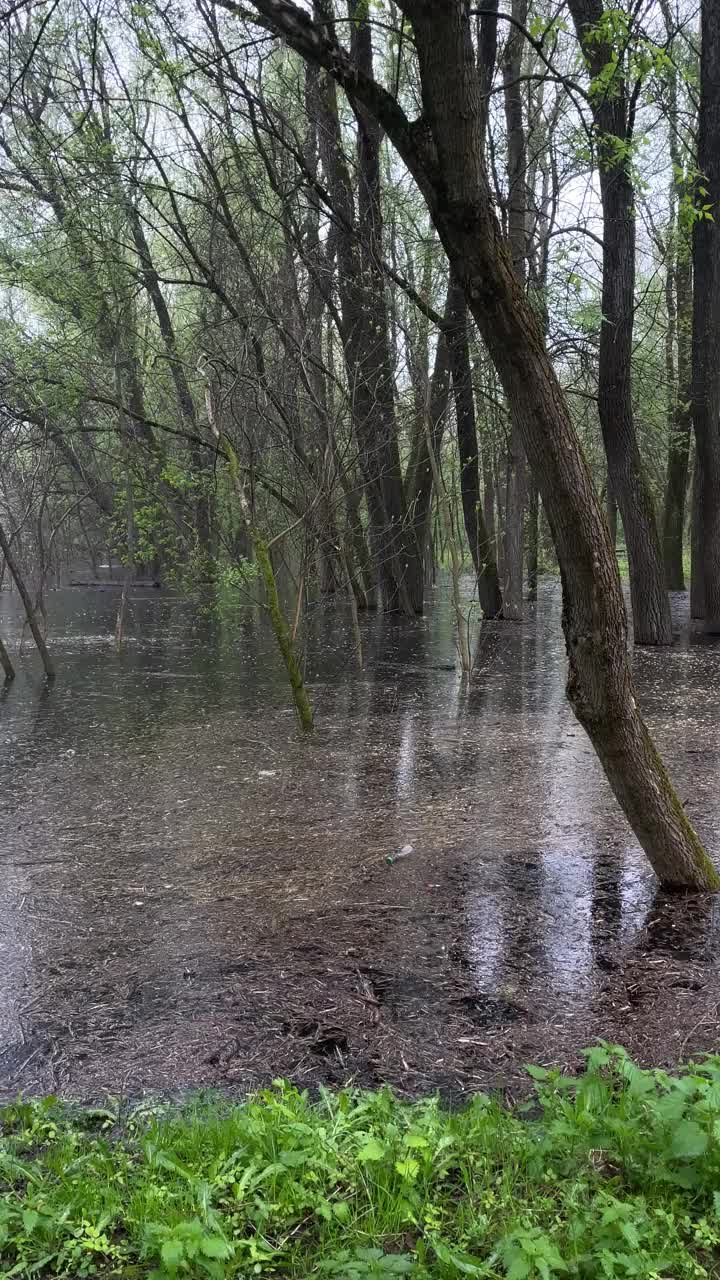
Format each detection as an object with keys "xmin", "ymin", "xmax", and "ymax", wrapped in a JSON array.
[{"xmin": 253, "ymin": 537, "xmax": 314, "ymax": 733}]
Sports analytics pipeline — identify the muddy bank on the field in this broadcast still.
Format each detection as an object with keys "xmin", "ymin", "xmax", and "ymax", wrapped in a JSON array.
[{"xmin": 1, "ymin": 582, "xmax": 719, "ymax": 1100}]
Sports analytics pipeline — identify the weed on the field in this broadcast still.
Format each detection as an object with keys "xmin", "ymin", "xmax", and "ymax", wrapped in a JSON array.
[{"xmin": 2, "ymin": 1046, "xmax": 720, "ymax": 1277}]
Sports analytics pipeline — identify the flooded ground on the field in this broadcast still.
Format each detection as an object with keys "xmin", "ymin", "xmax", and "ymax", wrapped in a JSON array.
[{"xmin": 1, "ymin": 579, "xmax": 720, "ymax": 1102}]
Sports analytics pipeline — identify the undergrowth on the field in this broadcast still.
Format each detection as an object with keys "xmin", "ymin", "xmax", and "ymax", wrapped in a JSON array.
[{"xmin": 2, "ymin": 1044, "xmax": 720, "ymax": 1278}]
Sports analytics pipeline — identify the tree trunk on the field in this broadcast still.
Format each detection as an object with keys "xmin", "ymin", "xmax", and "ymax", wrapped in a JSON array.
[
  {"xmin": 660, "ymin": 7, "xmax": 692, "ymax": 593},
  {"xmin": 692, "ymin": 0, "xmax": 720, "ymax": 632},
  {"xmin": 569, "ymin": 0, "xmax": 672, "ymax": 646},
  {"xmin": 0, "ymin": 629, "xmax": 14, "ymax": 681},
  {"xmin": 447, "ymin": 275, "xmax": 503, "ymax": 616},
  {"xmin": 606, "ymin": 475, "xmax": 618, "ymax": 549},
  {"xmin": 482, "ymin": 450, "xmax": 496, "ymax": 567},
  {"xmin": 130, "ymin": 208, "xmax": 213, "ymax": 560},
  {"xmin": 663, "ymin": 249, "xmax": 693, "ymax": 590},
  {"xmin": 115, "ymin": 461, "xmax": 134, "ymax": 653},
  {"xmin": 345, "ymin": 483, "xmax": 377, "ymax": 610},
  {"xmin": 501, "ymin": 0, "xmax": 529, "ymax": 620},
  {"xmin": 208, "ymin": 398, "xmax": 314, "ymax": 732},
  {"xmin": 691, "ymin": 457, "xmax": 706, "ymax": 619},
  {"xmin": 314, "ymin": 2, "xmax": 422, "ymax": 613},
  {"xmin": 527, "ymin": 481, "xmax": 539, "ymax": 601},
  {"xmin": 423, "ymin": 403, "xmax": 472, "ymax": 672},
  {"xmin": 0, "ymin": 519, "xmax": 55, "ymax": 679},
  {"xmin": 403, "ymin": 0, "xmax": 716, "ymax": 888},
  {"xmin": 472, "ymin": 356, "xmax": 500, "ymax": 574},
  {"xmin": 493, "ymin": 440, "xmax": 506, "ymax": 585},
  {"xmin": 406, "ymin": 289, "xmax": 453, "ymax": 565},
  {"xmin": 243, "ymin": 0, "xmax": 719, "ymax": 889}
]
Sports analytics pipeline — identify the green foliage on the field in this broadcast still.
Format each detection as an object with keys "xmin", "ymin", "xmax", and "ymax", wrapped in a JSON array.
[
  {"xmin": 352, "ymin": 0, "xmax": 372, "ymax": 27},
  {"xmin": 218, "ymin": 560, "xmax": 258, "ymax": 592},
  {"xmin": 3, "ymin": 1048, "xmax": 720, "ymax": 1278},
  {"xmin": 677, "ymin": 168, "xmax": 716, "ymax": 232},
  {"xmin": 583, "ymin": 8, "xmax": 672, "ymax": 100}
]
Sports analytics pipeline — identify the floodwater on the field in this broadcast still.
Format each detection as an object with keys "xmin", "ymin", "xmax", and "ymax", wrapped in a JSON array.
[{"xmin": 1, "ymin": 579, "xmax": 719, "ymax": 1101}]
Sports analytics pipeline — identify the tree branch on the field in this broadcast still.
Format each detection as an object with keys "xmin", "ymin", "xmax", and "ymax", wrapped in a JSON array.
[{"xmin": 216, "ymin": 0, "xmax": 429, "ymax": 187}]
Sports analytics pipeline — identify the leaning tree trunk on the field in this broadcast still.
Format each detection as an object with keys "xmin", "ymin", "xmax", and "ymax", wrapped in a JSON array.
[
  {"xmin": 692, "ymin": 0, "xmax": 720, "ymax": 632},
  {"xmin": 409, "ymin": 1, "xmax": 712, "ymax": 886},
  {"xmin": 241, "ymin": 0, "xmax": 720, "ymax": 890},
  {"xmin": 0, "ymin": 629, "xmax": 14, "ymax": 681},
  {"xmin": 569, "ymin": 0, "xmax": 672, "ymax": 646},
  {"xmin": 0, "ymin": 519, "xmax": 55, "ymax": 679},
  {"xmin": 207, "ymin": 398, "xmax": 314, "ymax": 733}
]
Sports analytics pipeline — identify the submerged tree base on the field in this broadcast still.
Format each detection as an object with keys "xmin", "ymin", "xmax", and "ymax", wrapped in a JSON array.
[{"xmin": 3, "ymin": 1047, "xmax": 720, "ymax": 1278}]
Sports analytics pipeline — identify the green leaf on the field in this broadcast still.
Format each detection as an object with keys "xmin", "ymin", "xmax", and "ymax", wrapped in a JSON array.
[
  {"xmin": 200, "ymin": 1236, "xmax": 232, "ymax": 1259},
  {"xmin": 161, "ymin": 1238, "xmax": 185, "ymax": 1267},
  {"xmin": 280, "ymin": 1149, "xmax": 308, "ymax": 1167},
  {"xmin": 654, "ymin": 1092, "xmax": 687, "ymax": 1125},
  {"xmin": 404, "ymin": 1133, "xmax": 430, "ymax": 1149},
  {"xmin": 358, "ymin": 1137, "xmax": 385, "ymax": 1162},
  {"xmin": 669, "ymin": 1120, "xmax": 708, "ymax": 1159},
  {"xmin": 382, "ymin": 1258, "xmax": 414, "ymax": 1274},
  {"xmin": 433, "ymin": 1240, "xmax": 487, "ymax": 1275}
]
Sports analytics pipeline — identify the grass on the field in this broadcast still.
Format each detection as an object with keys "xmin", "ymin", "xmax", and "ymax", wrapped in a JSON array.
[{"xmin": 2, "ymin": 1045, "xmax": 720, "ymax": 1279}]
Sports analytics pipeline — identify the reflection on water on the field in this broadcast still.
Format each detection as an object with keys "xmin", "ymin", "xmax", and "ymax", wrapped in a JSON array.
[{"xmin": 1, "ymin": 580, "xmax": 720, "ymax": 1098}]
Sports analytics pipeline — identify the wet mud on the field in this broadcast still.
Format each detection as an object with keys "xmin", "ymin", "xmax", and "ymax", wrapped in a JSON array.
[{"xmin": 1, "ymin": 581, "xmax": 720, "ymax": 1102}]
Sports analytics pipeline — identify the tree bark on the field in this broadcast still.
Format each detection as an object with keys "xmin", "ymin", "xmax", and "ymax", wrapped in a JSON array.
[
  {"xmin": 691, "ymin": 459, "xmax": 705, "ymax": 618},
  {"xmin": 242, "ymin": 0, "xmax": 719, "ymax": 889},
  {"xmin": 501, "ymin": 0, "xmax": 529, "ymax": 620},
  {"xmin": 660, "ymin": 4, "xmax": 692, "ymax": 592},
  {"xmin": 0, "ymin": 519, "xmax": 55, "ymax": 679},
  {"xmin": 406, "ymin": 307, "xmax": 453, "ymax": 564},
  {"xmin": 606, "ymin": 475, "xmax": 618, "ymax": 549},
  {"xmin": 569, "ymin": 0, "xmax": 672, "ymax": 646},
  {"xmin": 663, "ymin": 248, "xmax": 692, "ymax": 590},
  {"xmin": 692, "ymin": 0, "xmax": 720, "ymax": 632},
  {"xmin": 447, "ymin": 275, "xmax": 503, "ymax": 616},
  {"xmin": 314, "ymin": 1, "xmax": 422, "ymax": 613},
  {"xmin": 0, "ymin": 629, "xmax": 14, "ymax": 681},
  {"xmin": 527, "ymin": 481, "xmax": 539, "ymax": 601}
]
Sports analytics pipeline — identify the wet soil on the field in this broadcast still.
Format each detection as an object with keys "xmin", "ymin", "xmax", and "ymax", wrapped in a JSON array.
[{"xmin": 1, "ymin": 580, "xmax": 720, "ymax": 1102}]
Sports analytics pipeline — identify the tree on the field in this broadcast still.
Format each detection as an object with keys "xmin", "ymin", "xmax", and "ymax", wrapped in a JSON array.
[
  {"xmin": 0, "ymin": 516, "xmax": 55, "ymax": 678},
  {"xmin": 692, "ymin": 0, "xmax": 720, "ymax": 633},
  {"xmin": 446, "ymin": 274, "xmax": 503, "ymax": 617},
  {"xmin": 310, "ymin": 4, "xmax": 423, "ymax": 612},
  {"xmin": 230, "ymin": 0, "xmax": 718, "ymax": 890},
  {"xmin": 568, "ymin": 0, "xmax": 672, "ymax": 646},
  {"xmin": 501, "ymin": 0, "xmax": 529, "ymax": 621},
  {"xmin": 659, "ymin": 0, "xmax": 693, "ymax": 593},
  {"xmin": 0, "ymin": 630, "xmax": 13, "ymax": 682}
]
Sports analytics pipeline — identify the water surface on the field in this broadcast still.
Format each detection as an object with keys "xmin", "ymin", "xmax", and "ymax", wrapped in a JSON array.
[{"xmin": 1, "ymin": 580, "xmax": 719, "ymax": 1099}]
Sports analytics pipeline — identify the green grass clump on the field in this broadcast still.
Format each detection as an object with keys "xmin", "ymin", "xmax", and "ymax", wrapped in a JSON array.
[{"xmin": 2, "ymin": 1044, "xmax": 720, "ymax": 1278}]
